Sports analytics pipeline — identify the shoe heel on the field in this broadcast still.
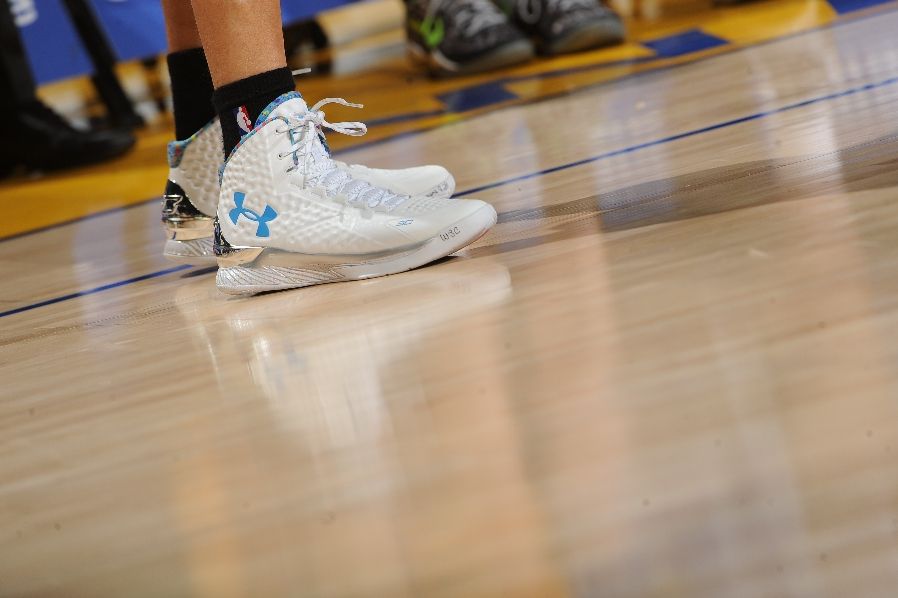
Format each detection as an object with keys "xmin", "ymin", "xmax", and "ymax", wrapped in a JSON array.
[{"xmin": 161, "ymin": 180, "xmax": 214, "ymax": 265}]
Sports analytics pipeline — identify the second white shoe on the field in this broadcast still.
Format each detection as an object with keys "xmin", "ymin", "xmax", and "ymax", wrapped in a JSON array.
[{"xmin": 214, "ymin": 92, "xmax": 497, "ymax": 295}]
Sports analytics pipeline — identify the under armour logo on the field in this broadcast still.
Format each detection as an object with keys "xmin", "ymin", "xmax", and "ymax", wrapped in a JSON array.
[{"xmin": 229, "ymin": 192, "xmax": 278, "ymax": 238}]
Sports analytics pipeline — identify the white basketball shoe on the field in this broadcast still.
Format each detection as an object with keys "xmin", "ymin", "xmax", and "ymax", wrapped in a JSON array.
[
  {"xmin": 214, "ymin": 92, "xmax": 497, "ymax": 295},
  {"xmin": 162, "ymin": 115, "xmax": 456, "ymax": 265}
]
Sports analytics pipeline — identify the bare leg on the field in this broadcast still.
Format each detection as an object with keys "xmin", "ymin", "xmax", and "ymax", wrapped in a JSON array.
[
  {"xmin": 189, "ymin": 0, "xmax": 287, "ymax": 88},
  {"xmin": 161, "ymin": 0, "xmax": 202, "ymax": 52}
]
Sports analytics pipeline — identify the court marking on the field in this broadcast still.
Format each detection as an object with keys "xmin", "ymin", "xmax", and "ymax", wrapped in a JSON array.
[
  {"xmin": 3, "ymin": 68, "xmax": 897, "ymax": 322},
  {"xmin": 2, "ymin": 1, "xmax": 896, "ymax": 246},
  {"xmin": 462, "ymin": 76, "xmax": 898, "ymax": 197},
  {"xmin": 0, "ymin": 265, "xmax": 191, "ymax": 319},
  {"xmin": 829, "ymin": 0, "xmax": 890, "ymax": 12}
]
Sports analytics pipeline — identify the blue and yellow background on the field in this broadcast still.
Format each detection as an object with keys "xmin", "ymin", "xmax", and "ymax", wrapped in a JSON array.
[{"xmin": 4, "ymin": 0, "xmax": 896, "ymax": 241}]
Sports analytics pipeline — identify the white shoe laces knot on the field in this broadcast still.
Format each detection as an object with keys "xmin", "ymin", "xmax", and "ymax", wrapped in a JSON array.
[
  {"xmin": 303, "ymin": 97, "xmax": 369, "ymax": 138},
  {"xmin": 277, "ymin": 98, "xmax": 409, "ymax": 211}
]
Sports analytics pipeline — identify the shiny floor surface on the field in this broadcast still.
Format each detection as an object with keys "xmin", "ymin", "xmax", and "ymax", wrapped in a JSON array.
[{"xmin": 4, "ymin": 8, "xmax": 898, "ymax": 598}]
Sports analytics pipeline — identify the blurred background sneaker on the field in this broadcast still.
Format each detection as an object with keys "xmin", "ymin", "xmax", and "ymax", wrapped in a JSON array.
[
  {"xmin": 405, "ymin": 0, "xmax": 534, "ymax": 76},
  {"xmin": 1, "ymin": 100, "xmax": 135, "ymax": 177},
  {"xmin": 500, "ymin": 0, "xmax": 625, "ymax": 55}
]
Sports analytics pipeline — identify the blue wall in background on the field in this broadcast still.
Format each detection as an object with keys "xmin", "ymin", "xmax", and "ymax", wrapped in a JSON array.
[{"xmin": 13, "ymin": 0, "xmax": 355, "ymax": 84}]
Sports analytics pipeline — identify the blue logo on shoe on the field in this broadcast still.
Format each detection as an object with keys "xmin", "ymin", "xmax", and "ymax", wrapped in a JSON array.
[{"xmin": 229, "ymin": 192, "xmax": 278, "ymax": 238}]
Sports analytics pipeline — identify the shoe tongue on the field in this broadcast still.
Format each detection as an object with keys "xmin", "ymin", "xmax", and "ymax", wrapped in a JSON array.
[{"xmin": 254, "ymin": 91, "xmax": 307, "ymax": 129}]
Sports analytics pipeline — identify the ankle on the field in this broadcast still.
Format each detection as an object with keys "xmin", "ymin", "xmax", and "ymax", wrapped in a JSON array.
[{"xmin": 211, "ymin": 67, "xmax": 296, "ymax": 159}]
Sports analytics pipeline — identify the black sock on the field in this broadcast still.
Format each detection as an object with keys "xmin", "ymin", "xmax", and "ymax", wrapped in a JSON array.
[
  {"xmin": 211, "ymin": 67, "xmax": 296, "ymax": 159},
  {"xmin": 166, "ymin": 48, "xmax": 215, "ymax": 141}
]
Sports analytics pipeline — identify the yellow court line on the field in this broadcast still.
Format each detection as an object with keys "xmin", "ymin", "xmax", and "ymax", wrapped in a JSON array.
[{"xmin": 701, "ymin": 0, "xmax": 837, "ymax": 44}]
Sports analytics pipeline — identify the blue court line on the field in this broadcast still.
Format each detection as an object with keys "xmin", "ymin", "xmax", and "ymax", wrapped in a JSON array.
[
  {"xmin": 4, "ymin": 70, "xmax": 898, "ymax": 322},
  {"xmin": 2, "ymin": 0, "xmax": 896, "ymax": 248},
  {"xmin": 456, "ymin": 73, "xmax": 898, "ymax": 196},
  {"xmin": 642, "ymin": 29, "xmax": 730, "ymax": 59},
  {"xmin": 0, "ymin": 264, "xmax": 191, "ymax": 319},
  {"xmin": 365, "ymin": 108, "xmax": 447, "ymax": 127},
  {"xmin": 829, "ymin": 0, "xmax": 892, "ymax": 13},
  {"xmin": 439, "ymin": 82, "xmax": 522, "ymax": 114}
]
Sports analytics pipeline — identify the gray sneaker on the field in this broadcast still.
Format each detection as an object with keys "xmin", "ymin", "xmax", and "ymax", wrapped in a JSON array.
[
  {"xmin": 499, "ymin": 0, "xmax": 625, "ymax": 55},
  {"xmin": 406, "ymin": 0, "xmax": 535, "ymax": 76}
]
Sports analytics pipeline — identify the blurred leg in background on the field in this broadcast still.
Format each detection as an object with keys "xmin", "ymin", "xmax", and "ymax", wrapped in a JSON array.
[{"xmin": 0, "ymin": 1, "xmax": 134, "ymax": 177}]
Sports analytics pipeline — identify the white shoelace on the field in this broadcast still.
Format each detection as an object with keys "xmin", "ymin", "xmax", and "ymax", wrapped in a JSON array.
[
  {"xmin": 426, "ymin": 0, "xmax": 507, "ymax": 37},
  {"xmin": 276, "ymin": 98, "xmax": 409, "ymax": 211}
]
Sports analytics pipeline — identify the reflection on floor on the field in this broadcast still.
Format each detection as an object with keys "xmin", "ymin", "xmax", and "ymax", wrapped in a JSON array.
[{"xmin": 3, "ymin": 4, "xmax": 898, "ymax": 596}]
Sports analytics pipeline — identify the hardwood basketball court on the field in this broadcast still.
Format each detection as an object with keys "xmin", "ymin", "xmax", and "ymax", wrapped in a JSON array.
[{"xmin": 2, "ymin": 2, "xmax": 898, "ymax": 596}]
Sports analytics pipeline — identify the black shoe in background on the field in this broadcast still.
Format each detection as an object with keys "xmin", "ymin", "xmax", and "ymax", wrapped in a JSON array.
[
  {"xmin": 500, "ymin": 0, "xmax": 625, "ymax": 55},
  {"xmin": 406, "ymin": 0, "xmax": 534, "ymax": 76},
  {"xmin": 1, "ymin": 101, "xmax": 135, "ymax": 176}
]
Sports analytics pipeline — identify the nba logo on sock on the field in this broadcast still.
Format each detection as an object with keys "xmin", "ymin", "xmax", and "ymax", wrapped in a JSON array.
[{"xmin": 235, "ymin": 106, "xmax": 253, "ymax": 134}]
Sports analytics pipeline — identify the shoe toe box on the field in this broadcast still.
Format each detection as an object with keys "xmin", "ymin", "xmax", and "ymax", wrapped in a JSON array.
[{"xmin": 403, "ymin": 198, "xmax": 497, "ymax": 242}]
